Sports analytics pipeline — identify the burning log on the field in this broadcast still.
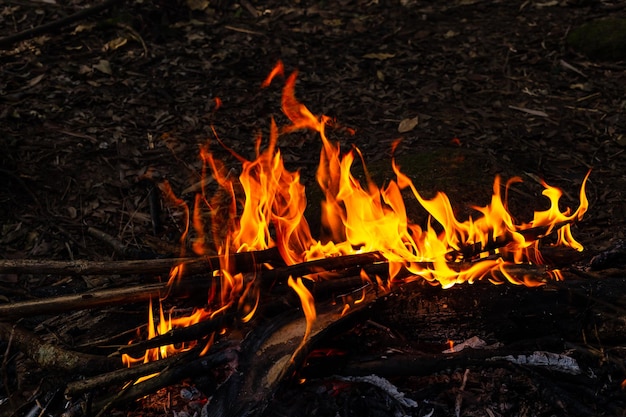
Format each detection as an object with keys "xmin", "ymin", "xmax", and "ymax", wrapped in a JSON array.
[{"xmin": 206, "ymin": 295, "xmax": 378, "ymax": 417}]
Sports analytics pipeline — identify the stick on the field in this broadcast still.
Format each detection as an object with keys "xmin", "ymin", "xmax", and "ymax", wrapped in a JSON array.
[
  {"xmin": 0, "ymin": 322, "xmax": 120, "ymax": 375},
  {"xmin": 114, "ymin": 309, "xmax": 236, "ymax": 357},
  {"xmin": 0, "ymin": 250, "xmax": 377, "ymax": 319},
  {"xmin": 65, "ymin": 342, "xmax": 235, "ymax": 398},
  {"xmin": 0, "ymin": 279, "xmax": 209, "ymax": 319},
  {"xmin": 0, "ymin": 220, "xmax": 573, "ymax": 277},
  {"xmin": 0, "ymin": 247, "xmax": 281, "ymax": 276},
  {"xmin": 0, "ymin": 249, "xmax": 559, "ymax": 320},
  {"xmin": 89, "ymin": 348, "xmax": 238, "ymax": 413},
  {"xmin": 0, "ymin": 0, "xmax": 126, "ymax": 49}
]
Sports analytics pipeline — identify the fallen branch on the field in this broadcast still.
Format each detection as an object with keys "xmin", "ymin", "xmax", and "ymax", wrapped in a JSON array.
[
  {"xmin": 88, "ymin": 348, "xmax": 238, "ymax": 415},
  {"xmin": 0, "ymin": 247, "xmax": 281, "ymax": 276},
  {"xmin": 0, "ymin": 321, "xmax": 120, "ymax": 375},
  {"xmin": 0, "ymin": 278, "xmax": 210, "ymax": 319},
  {"xmin": 114, "ymin": 309, "xmax": 237, "ymax": 358},
  {"xmin": 65, "ymin": 341, "xmax": 236, "ymax": 399},
  {"xmin": 0, "ymin": 250, "xmax": 378, "ymax": 319}
]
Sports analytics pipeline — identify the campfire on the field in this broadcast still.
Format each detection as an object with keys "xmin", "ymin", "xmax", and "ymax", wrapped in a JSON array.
[{"xmin": 2, "ymin": 62, "xmax": 615, "ymax": 417}]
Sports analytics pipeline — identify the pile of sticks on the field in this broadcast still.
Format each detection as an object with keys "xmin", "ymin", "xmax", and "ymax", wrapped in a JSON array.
[{"xmin": 0, "ymin": 224, "xmax": 577, "ymax": 416}]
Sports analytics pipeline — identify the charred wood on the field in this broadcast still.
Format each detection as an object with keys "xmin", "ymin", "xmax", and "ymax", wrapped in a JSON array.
[
  {"xmin": 87, "ymin": 347, "xmax": 238, "ymax": 414},
  {"xmin": 207, "ymin": 295, "xmax": 379, "ymax": 417},
  {"xmin": 65, "ymin": 342, "xmax": 236, "ymax": 399}
]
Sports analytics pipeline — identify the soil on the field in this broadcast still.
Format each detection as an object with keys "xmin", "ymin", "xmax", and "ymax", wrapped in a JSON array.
[{"xmin": 1, "ymin": 0, "xmax": 626, "ymax": 416}]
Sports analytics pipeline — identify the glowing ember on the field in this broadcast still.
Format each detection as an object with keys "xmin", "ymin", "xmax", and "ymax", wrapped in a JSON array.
[{"xmin": 124, "ymin": 61, "xmax": 590, "ymax": 366}]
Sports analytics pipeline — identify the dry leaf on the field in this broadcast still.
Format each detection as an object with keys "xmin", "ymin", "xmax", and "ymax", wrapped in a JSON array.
[
  {"xmin": 323, "ymin": 19, "xmax": 343, "ymax": 27},
  {"xmin": 103, "ymin": 37, "xmax": 127, "ymax": 52},
  {"xmin": 398, "ymin": 116, "xmax": 419, "ymax": 133},
  {"xmin": 187, "ymin": 0, "xmax": 209, "ymax": 11},
  {"xmin": 78, "ymin": 64, "xmax": 92, "ymax": 75},
  {"xmin": 93, "ymin": 60, "xmax": 112, "ymax": 75},
  {"xmin": 363, "ymin": 52, "xmax": 396, "ymax": 60},
  {"xmin": 73, "ymin": 23, "xmax": 95, "ymax": 33}
]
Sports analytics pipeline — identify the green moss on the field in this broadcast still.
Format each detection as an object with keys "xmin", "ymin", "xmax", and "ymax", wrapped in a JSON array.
[{"xmin": 567, "ymin": 18, "xmax": 626, "ymax": 61}]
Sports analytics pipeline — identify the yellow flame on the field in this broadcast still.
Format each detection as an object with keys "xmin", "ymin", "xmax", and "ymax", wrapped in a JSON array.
[
  {"xmin": 287, "ymin": 276, "xmax": 317, "ymax": 360},
  {"xmin": 125, "ymin": 62, "xmax": 590, "ymax": 367}
]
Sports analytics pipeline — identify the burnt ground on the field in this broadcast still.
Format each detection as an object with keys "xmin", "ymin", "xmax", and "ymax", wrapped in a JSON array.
[{"xmin": 1, "ymin": 0, "xmax": 626, "ymax": 416}]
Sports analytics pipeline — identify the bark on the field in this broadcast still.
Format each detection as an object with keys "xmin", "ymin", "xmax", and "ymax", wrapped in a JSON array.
[{"xmin": 0, "ymin": 321, "xmax": 120, "ymax": 375}]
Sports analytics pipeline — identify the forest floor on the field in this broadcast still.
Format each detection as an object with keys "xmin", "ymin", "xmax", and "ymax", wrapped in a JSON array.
[{"xmin": 1, "ymin": 0, "xmax": 626, "ymax": 416}]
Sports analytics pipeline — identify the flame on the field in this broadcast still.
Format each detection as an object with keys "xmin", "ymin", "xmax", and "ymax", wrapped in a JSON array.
[
  {"xmin": 288, "ymin": 276, "xmax": 317, "ymax": 360},
  {"xmin": 125, "ymin": 62, "xmax": 590, "ymax": 367}
]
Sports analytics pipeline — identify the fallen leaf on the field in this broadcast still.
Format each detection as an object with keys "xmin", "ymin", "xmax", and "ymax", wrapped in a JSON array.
[
  {"xmin": 363, "ymin": 52, "xmax": 396, "ymax": 60},
  {"xmin": 93, "ymin": 59, "xmax": 112, "ymax": 75},
  {"xmin": 187, "ymin": 0, "xmax": 209, "ymax": 11},
  {"xmin": 103, "ymin": 37, "xmax": 127, "ymax": 52},
  {"xmin": 67, "ymin": 206, "xmax": 78, "ymax": 219},
  {"xmin": 73, "ymin": 23, "xmax": 95, "ymax": 33},
  {"xmin": 78, "ymin": 64, "xmax": 92, "ymax": 75},
  {"xmin": 398, "ymin": 116, "xmax": 419, "ymax": 133},
  {"xmin": 323, "ymin": 19, "xmax": 343, "ymax": 27}
]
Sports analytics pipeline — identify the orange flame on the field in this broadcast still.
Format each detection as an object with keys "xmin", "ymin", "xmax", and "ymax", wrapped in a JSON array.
[
  {"xmin": 288, "ymin": 276, "xmax": 317, "ymax": 360},
  {"xmin": 125, "ymin": 62, "xmax": 590, "ymax": 367}
]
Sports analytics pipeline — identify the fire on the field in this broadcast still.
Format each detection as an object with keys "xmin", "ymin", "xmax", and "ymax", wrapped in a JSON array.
[{"xmin": 125, "ymin": 61, "xmax": 590, "ymax": 366}]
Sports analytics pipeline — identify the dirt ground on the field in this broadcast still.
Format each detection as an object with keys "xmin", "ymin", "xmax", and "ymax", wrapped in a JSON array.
[{"xmin": 1, "ymin": 0, "xmax": 626, "ymax": 416}]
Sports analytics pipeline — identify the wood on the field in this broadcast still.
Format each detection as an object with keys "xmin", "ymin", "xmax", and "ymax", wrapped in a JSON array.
[
  {"xmin": 0, "ymin": 221, "xmax": 574, "ymax": 277},
  {"xmin": 0, "ymin": 247, "xmax": 280, "ymax": 276},
  {"xmin": 0, "ymin": 279, "xmax": 207, "ymax": 319},
  {"xmin": 65, "ymin": 342, "xmax": 236, "ymax": 398},
  {"xmin": 0, "ymin": 250, "xmax": 377, "ymax": 319},
  {"xmin": 0, "ymin": 321, "xmax": 120, "ymax": 375},
  {"xmin": 89, "ymin": 348, "xmax": 238, "ymax": 413},
  {"xmin": 207, "ymin": 293, "xmax": 379, "ymax": 417},
  {"xmin": 0, "ymin": 250, "xmax": 563, "ymax": 319},
  {"xmin": 114, "ymin": 309, "xmax": 236, "ymax": 357}
]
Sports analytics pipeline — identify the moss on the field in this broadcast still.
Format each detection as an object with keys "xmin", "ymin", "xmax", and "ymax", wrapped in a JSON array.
[{"xmin": 567, "ymin": 18, "xmax": 626, "ymax": 61}]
